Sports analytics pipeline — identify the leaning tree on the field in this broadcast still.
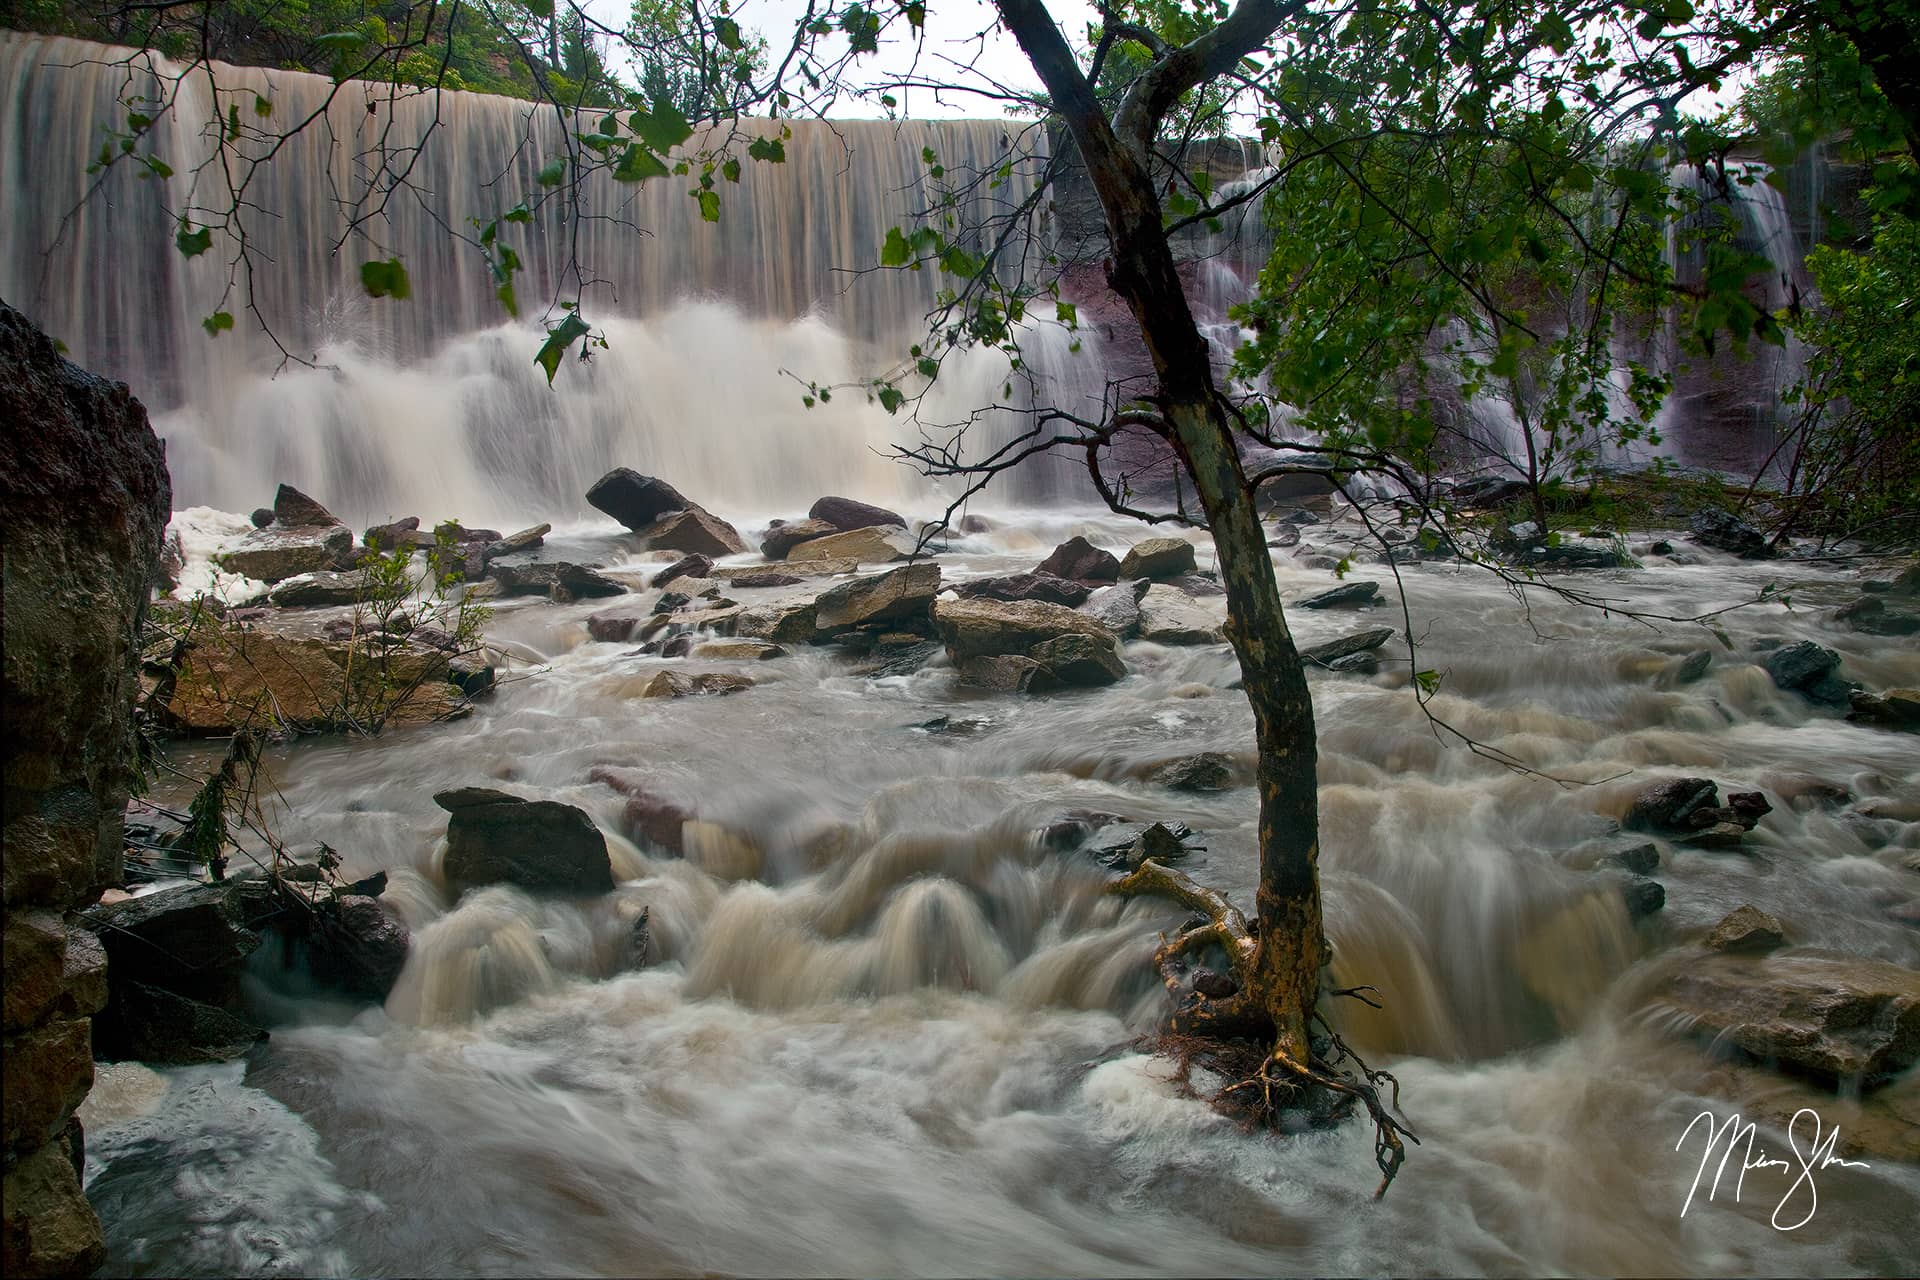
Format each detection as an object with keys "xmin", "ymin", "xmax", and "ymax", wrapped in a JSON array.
[{"xmin": 27, "ymin": 0, "xmax": 1894, "ymax": 1193}]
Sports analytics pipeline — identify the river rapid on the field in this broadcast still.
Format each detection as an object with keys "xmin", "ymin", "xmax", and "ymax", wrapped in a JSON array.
[{"xmin": 82, "ymin": 504, "xmax": 1920, "ymax": 1278}]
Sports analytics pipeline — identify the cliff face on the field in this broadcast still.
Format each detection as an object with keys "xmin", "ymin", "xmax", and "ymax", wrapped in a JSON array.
[{"xmin": 2, "ymin": 301, "xmax": 171, "ymax": 1276}]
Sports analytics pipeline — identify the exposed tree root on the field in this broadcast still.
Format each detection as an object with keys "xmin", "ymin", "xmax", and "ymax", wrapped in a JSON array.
[{"xmin": 1110, "ymin": 858, "xmax": 1419, "ymax": 1198}]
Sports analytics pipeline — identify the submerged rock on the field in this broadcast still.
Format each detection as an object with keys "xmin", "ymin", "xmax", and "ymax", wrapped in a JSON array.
[
  {"xmin": 1302, "ymin": 627, "xmax": 1395, "ymax": 668},
  {"xmin": 435, "ymin": 787, "xmax": 614, "ymax": 896},
  {"xmin": 95, "ymin": 981, "xmax": 267, "ymax": 1064},
  {"xmin": 1763, "ymin": 641, "xmax": 1850, "ymax": 706},
  {"xmin": 639, "ymin": 670, "xmax": 754, "ymax": 698},
  {"xmin": 1624, "ymin": 777, "xmax": 1720, "ymax": 833},
  {"xmin": 1296, "ymin": 580, "xmax": 1380, "ymax": 609},
  {"xmin": 1657, "ymin": 951, "xmax": 1920, "ymax": 1086},
  {"xmin": 1705, "ymin": 905, "xmax": 1787, "ymax": 954},
  {"xmin": 1088, "ymin": 821, "xmax": 1205, "ymax": 871},
  {"xmin": 808, "ymin": 495, "xmax": 905, "ymax": 532},
  {"xmin": 1621, "ymin": 876, "xmax": 1666, "ymax": 918},
  {"xmin": 1848, "ymin": 688, "xmax": 1920, "ymax": 732},
  {"xmin": 589, "ymin": 768, "xmax": 691, "ymax": 853},
  {"xmin": 1835, "ymin": 596, "xmax": 1920, "ymax": 637},
  {"xmin": 689, "ymin": 639, "xmax": 785, "ymax": 661},
  {"xmin": 1036, "ymin": 535, "xmax": 1120, "ymax": 583},
  {"xmin": 1147, "ymin": 752, "xmax": 1235, "ymax": 792},
  {"xmin": 1119, "ymin": 536, "xmax": 1196, "ymax": 581}
]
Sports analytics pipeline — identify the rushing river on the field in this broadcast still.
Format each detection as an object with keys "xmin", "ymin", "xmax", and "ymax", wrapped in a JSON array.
[{"xmin": 80, "ymin": 504, "xmax": 1920, "ymax": 1277}]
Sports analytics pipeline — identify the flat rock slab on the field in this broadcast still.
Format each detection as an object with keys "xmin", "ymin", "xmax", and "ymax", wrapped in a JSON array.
[
  {"xmin": 1302, "ymin": 628, "xmax": 1395, "ymax": 667},
  {"xmin": 1136, "ymin": 584, "xmax": 1223, "ymax": 645},
  {"xmin": 1657, "ymin": 950, "xmax": 1920, "ymax": 1084},
  {"xmin": 814, "ymin": 562, "xmax": 941, "ymax": 634},
  {"xmin": 80, "ymin": 883, "xmax": 261, "ymax": 985},
  {"xmin": 809, "ymin": 495, "xmax": 905, "ymax": 532},
  {"xmin": 787, "ymin": 526, "xmax": 916, "ymax": 564},
  {"xmin": 933, "ymin": 597, "xmax": 1120, "ymax": 662},
  {"xmin": 1296, "ymin": 580, "xmax": 1380, "ymax": 609},
  {"xmin": 266, "ymin": 570, "xmax": 366, "ymax": 608},
  {"xmin": 217, "ymin": 524, "xmax": 352, "ymax": 582},
  {"xmin": 720, "ymin": 559, "xmax": 859, "ymax": 585}
]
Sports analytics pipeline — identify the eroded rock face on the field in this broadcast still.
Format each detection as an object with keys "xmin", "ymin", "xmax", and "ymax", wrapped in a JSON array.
[
  {"xmin": 2, "ymin": 302, "xmax": 171, "ymax": 1275},
  {"xmin": 436, "ymin": 788, "xmax": 615, "ymax": 897}
]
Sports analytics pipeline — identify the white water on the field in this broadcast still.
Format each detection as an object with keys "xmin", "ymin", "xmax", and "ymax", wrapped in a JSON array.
[{"xmin": 100, "ymin": 509, "xmax": 1920, "ymax": 1277}]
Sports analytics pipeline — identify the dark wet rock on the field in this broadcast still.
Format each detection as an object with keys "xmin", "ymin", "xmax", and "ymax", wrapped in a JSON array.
[
  {"xmin": 1325, "ymin": 652, "xmax": 1379, "ymax": 675},
  {"xmin": 760, "ymin": 518, "xmax": 838, "ymax": 559},
  {"xmin": 1673, "ymin": 650, "xmax": 1712, "ymax": 683},
  {"xmin": 1451, "ymin": 476, "xmax": 1530, "ymax": 508},
  {"xmin": 813, "ymin": 562, "xmax": 941, "ymax": 635},
  {"xmin": 690, "ymin": 639, "xmax": 785, "ymax": 661},
  {"xmin": 272, "ymin": 483, "xmax": 342, "ymax": 528},
  {"xmin": 434, "ymin": 522, "xmax": 501, "ymax": 545},
  {"xmin": 1625, "ymin": 777, "xmax": 1720, "ymax": 833},
  {"xmin": 1528, "ymin": 540, "xmax": 1630, "ymax": 570},
  {"xmin": 587, "ymin": 610, "xmax": 651, "ymax": 643},
  {"xmin": 1029, "ymin": 633, "xmax": 1127, "ymax": 687},
  {"xmin": 1296, "ymin": 580, "xmax": 1380, "ymax": 609},
  {"xmin": 1847, "ymin": 688, "xmax": 1920, "ymax": 732},
  {"xmin": 954, "ymin": 571, "xmax": 1090, "ymax": 607},
  {"xmin": 312, "ymin": 896, "xmax": 409, "ymax": 999},
  {"xmin": 250, "ymin": 507, "xmax": 275, "ymax": 529},
  {"xmin": 95, "ymin": 981, "xmax": 267, "ymax": 1064},
  {"xmin": 650, "ymin": 553, "xmax": 715, "ymax": 588},
  {"xmin": 957, "ymin": 653, "xmax": 1045, "ymax": 693},
  {"xmin": 1622, "ymin": 876, "xmax": 1666, "ymax": 918},
  {"xmin": 1726, "ymin": 792, "xmax": 1773, "ymax": 827},
  {"xmin": 489, "ymin": 561, "xmax": 626, "ymax": 599},
  {"xmin": 1302, "ymin": 628, "xmax": 1394, "ymax": 668},
  {"xmin": 266, "ymin": 570, "xmax": 366, "ymax": 608},
  {"xmin": 587, "ymin": 468, "xmax": 697, "ymax": 531},
  {"xmin": 1689, "ymin": 506, "xmax": 1771, "ymax": 558},
  {"xmin": 1835, "ymin": 596, "xmax": 1920, "ymax": 637},
  {"xmin": 623, "ymin": 906, "xmax": 653, "ymax": 971},
  {"xmin": 217, "ymin": 523, "xmax": 354, "ymax": 582},
  {"xmin": 639, "ymin": 670, "xmax": 754, "ymax": 698},
  {"xmin": 1148, "ymin": 752, "xmax": 1235, "ymax": 792},
  {"xmin": 659, "ymin": 634, "xmax": 695, "ymax": 658},
  {"xmin": 1088, "ymin": 821, "xmax": 1205, "ymax": 870},
  {"xmin": 363, "ymin": 517, "xmax": 433, "ymax": 550},
  {"xmin": 80, "ymin": 883, "xmax": 262, "ymax": 987},
  {"xmin": 1267, "ymin": 522, "xmax": 1301, "ymax": 548},
  {"xmin": 1657, "ymin": 951, "xmax": 1920, "ymax": 1085},
  {"xmin": 1119, "ymin": 536, "xmax": 1197, "ymax": 581},
  {"xmin": 435, "ymin": 788, "xmax": 614, "ymax": 896},
  {"xmin": 1036, "ymin": 535, "xmax": 1121, "ymax": 583},
  {"xmin": 640, "ymin": 509, "xmax": 748, "ymax": 558},
  {"xmin": 1649, "ymin": 539, "xmax": 1674, "ymax": 555},
  {"xmin": 589, "ymin": 768, "xmax": 691, "ymax": 853},
  {"xmin": 864, "ymin": 638, "xmax": 944, "ymax": 679},
  {"xmin": 809, "ymin": 495, "xmax": 906, "ymax": 532},
  {"xmin": 1705, "ymin": 905, "xmax": 1788, "ymax": 954},
  {"xmin": 484, "ymin": 523, "xmax": 550, "ymax": 561},
  {"xmin": 1763, "ymin": 641, "xmax": 1841, "ymax": 695},
  {"xmin": 654, "ymin": 591, "xmax": 692, "ymax": 614},
  {"xmin": 735, "ymin": 602, "xmax": 819, "ymax": 644},
  {"xmin": 1280, "ymin": 507, "xmax": 1323, "ymax": 525},
  {"xmin": 1679, "ymin": 821, "xmax": 1751, "ymax": 850},
  {"xmin": 1607, "ymin": 843, "xmax": 1661, "ymax": 874}
]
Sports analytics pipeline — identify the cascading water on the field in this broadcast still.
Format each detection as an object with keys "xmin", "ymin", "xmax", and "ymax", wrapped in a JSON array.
[{"xmin": 0, "ymin": 33, "xmax": 1104, "ymax": 520}]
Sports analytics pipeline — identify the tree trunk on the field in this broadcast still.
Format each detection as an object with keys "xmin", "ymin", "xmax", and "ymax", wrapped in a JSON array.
[{"xmin": 1004, "ymin": 11, "xmax": 1324, "ymax": 1060}]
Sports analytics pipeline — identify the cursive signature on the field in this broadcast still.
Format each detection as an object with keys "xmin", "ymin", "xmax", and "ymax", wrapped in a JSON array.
[{"xmin": 1676, "ymin": 1107, "xmax": 1873, "ymax": 1230}]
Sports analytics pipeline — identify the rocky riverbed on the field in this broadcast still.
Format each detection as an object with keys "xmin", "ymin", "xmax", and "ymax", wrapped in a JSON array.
[{"xmin": 79, "ymin": 477, "xmax": 1920, "ymax": 1277}]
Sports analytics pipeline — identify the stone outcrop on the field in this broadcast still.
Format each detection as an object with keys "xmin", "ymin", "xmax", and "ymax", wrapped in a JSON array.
[
  {"xmin": 1036, "ymin": 536, "xmax": 1120, "ymax": 582},
  {"xmin": 436, "ymin": 788, "xmax": 615, "ymax": 896},
  {"xmin": 1688, "ymin": 506, "xmax": 1771, "ymax": 558},
  {"xmin": 1848, "ymin": 688, "xmax": 1920, "ymax": 732},
  {"xmin": 216, "ymin": 523, "xmax": 353, "ymax": 582},
  {"xmin": 933, "ymin": 597, "xmax": 1121, "ymax": 662},
  {"xmin": 808, "ymin": 496, "xmax": 905, "ymax": 532},
  {"xmin": 1118, "ymin": 536, "xmax": 1196, "ymax": 580},
  {"xmin": 2, "ymin": 302, "xmax": 172, "ymax": 1275},
  {"xmin": 1762, "ymin": 640, "xmax": 1849, "ymax": 707},
  {"xmin": 1302, "ymin": 628, "xmax": 1395, "ymax": 668},
  {"xmin": 1134, "ymin": 584, "xmax": 1223, "ymax": 644},
  {"xmin": 813, "ymin": 563, "xmax": 941, "ymax": 636},
  {"xmin": 162, "ymin": 628, "xmax": 469, "ymax": 734}
]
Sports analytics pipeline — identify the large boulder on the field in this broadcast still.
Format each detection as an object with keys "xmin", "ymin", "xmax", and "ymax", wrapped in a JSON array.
[
  {"xmin": 813, "ymin": 562, "xmax": 941, "ymax": 635},
  {"xmin": 586, "ymin": 469, "xmax": 697, "ymax": 531},
  {"xmin": 954, "ymin": 572, "xmax": 1089, "ymax": 607},
  {"xmin": 1624, "ymin": 777, "xmax": 1721, "ymax": 833},
  {"xmin": 650, "ymin": 553, "xmax": 715, "ymax": 588},
  {"xmin": 1834, "ymin": 596, "xmax": 1920, "ymax": 637},
  {"xmin": 164, "ymin": 628, "xmax": 468, "ymax": 733},
  {"xmin": 1028, "ymin": 634, "xmax": 1126, "ymax": 687},
  {"xmin": 1080, "ymin": 580, "xmax": 1148, "ymax": 639},
  {"xmin": 271, "ymin": 483, "xmax": 342, "ymax": 528},
  {"xmin": 435, "ymin": 788, "xmax": 615, "ymax": 896},
  {"xmin": 217, "ymin": 523, "xmax": 354, "ymax": 582},
  {"xmin": 786, "ymin": 526, "xmax": 916, "ymax": 564},
  {"xmin": 734, "ymin": 602, "xmax": 820, "ymax": 644},
  {"xmin": 2, "ymin": 304, "xmax": 170, "ymax": 1277},
  {"xmin": 1302, "ymin": 628, "xmax": 1395, "ymax": 667},
  {"xmin": 932, "ymin": 597, "xmax": 1121, "ymax": 662},
  {"xmin": 311, "ymin": 896, "xmax": 410, "ymax": 998},
  {"xmin": 1297, "ymin": 580, "xmax": 1380, "ymax": 609},
  {"xmin": 1036, "ymin": 536, "xmax": 1120, "ymax": 582},
  {"xmin": 760, "ymin": 518, "xmax": 839, "ymax": 559},
  {"xmin": 483, "ymin": 523, "xmax": 550, "ymax": 560},
  {"xmin": 488, "ymin": 561, "xmax": 627, "ymax": 599},
  {"xmin": 1656, "ymin": 951, "xmax": 1919, "ymax": 1085},
  {"xmin": 1119, "ymin": 536, "xmax": 1197, "ymax": 580},
  {"xmin": 640, "ymin": 509, "xmax": 748, "ymax": 557},
  {"xmin": 94, "ymin": 981, "xmax": 267, "ymax": 1064},
  {"xmin": 809, "ymin": 495, "xmax": 906, "ymax": 532},
  {"xmin": 1763, "ymin": 641, "xmax": 1849, "ymax": 706},
  {"xmin": 1689, "ymin": 506, "xmax": 1771, "ymax": 558},
  {"xmin": 364, "ymin": 516, "xmax": 434, "ymax": 550},
  {"xmin": 266, "ymin": 570, "xmax": 367, "ymax": 608},
  {"xmin": 1848, "ymin": 688, "xmax": 1920, "ymax": 732},
  {"xmin": 1135, "ymin": 584, "xmax": 1223, "ymax": 644},
  {"xmin": 79, "ymin": 883, "xmax": 262, "ymax": 987}
]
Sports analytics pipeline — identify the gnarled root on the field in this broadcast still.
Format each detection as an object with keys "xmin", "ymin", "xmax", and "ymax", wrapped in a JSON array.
[{"xmin": 1109, "ymin": 859, "xmax": 1419, "ymax": 1198}]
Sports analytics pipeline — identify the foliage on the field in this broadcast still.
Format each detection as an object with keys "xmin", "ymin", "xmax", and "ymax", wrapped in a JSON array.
[
  {"xmin": 1773, "ymin": 213, "xmax": 1920, "ymax": 538},
  {"xmin": 627, "ymin": 0, "xmax": 768, "ymax": 121}
]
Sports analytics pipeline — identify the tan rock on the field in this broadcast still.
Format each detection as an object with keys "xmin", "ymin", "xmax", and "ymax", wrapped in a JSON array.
[
  {"xmin": 165, "ymin": 627, "xmax": 467, "ymax": 733},
  {"xmin": 640, "ymin": 508, "xmax": 748, "ymax": 557},
  {"xmin": 786, "ymin": 526, "xmax": 917, "ymax": 564},
  {"xmin": 932, "ymin": 597, "xmax": 1120, "ymax": 662}
]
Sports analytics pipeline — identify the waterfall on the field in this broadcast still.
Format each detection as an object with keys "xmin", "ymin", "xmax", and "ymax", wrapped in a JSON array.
[{"xmin": 0, "ymin": 33, "xmax": 1102, "ymax": 522}]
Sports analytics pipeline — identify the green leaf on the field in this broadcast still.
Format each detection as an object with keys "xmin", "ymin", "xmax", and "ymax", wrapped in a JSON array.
[
  {"xmin": 175, "ymin": 223, "xmax": 213, "ymax": 258},
  {"xmin": 496, "ymin": 281, "xmax": 518, "ymax": 318},
  {"xmin": 877, "ymin": 385, "xmax": 905, "ymax": 414},
  {"xmin": 253, "ymin": 93, "xmax": 272, "ymax": 117},
  {"xmin": 916, "ymin": 357, "xmax": 940, "ymax": 379},
  {"xmin": 315, "ymin": 31, "xmax": 367, "ymax": 54},
  {"xmin": 881, "ymin": 226, "xmax": 913, "ymax": 267},
  {"xmin": 536, "ymin": 156, "xmax": 567, "ymax": 187},
  {"xmin": 1055, "ymin": 301, "xmax": 1077, "ymax": 328},
  {"xmin": 1414, "ymin": 669, "xmax": 1442, "ymax": 695},
  {"xmin": 748, "ymin": 136, "xmax": 785, "ymax": 163},
  {"xmin": 722, "ymin": 157, "xmax": 741, "ymax": 183},
  {"xmin": 503, "ymin": 203, "xmax": 533, "ymax": 224},
  {"xmin": 715, "ymin": 17, "xmax": 744, "ymax": 50},
  {"xmin": 534, "ymin": 311, "xmax": 592, "ymax": 386},
  {"xmin": 904, "ymin": 2, "xmax": 926, "ymax": 30},
  {"xmin": 631, "ymin": 97, "xmax": 693, "ymax": 153},
  {"xmin": 695, "ymin": 189, "xmax": 721, "ymax": 222},
  {"xmin": 524, "ymin": 0, "xmax": 554, "ymax": 16},
  {"xmin": 201, "ymin": 311, "xmax": 234, "ymax": 337},
  {"xmin": 359, "ymin": 258, "xmax": 411, "ymax": 300},
  {"xmin": 612, "ymin": 144, "xmax": 670, "ymax": 182}
]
